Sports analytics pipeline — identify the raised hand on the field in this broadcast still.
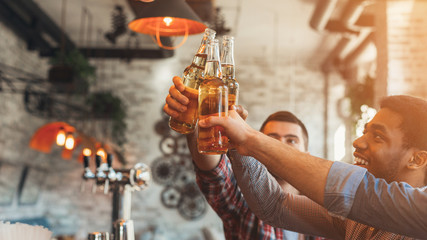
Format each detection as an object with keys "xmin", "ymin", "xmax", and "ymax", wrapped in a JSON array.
[
  {"xmin": 163, "ymin": 76, "xmax": 188, "ymax": 118},
  {"xmin": 198, "ymin": 105, "xmax": 256, "ymax": 156}
]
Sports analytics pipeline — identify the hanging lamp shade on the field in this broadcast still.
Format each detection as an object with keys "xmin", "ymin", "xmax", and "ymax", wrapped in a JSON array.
[
  {"xmin": 29, "ymin": 122, "xmax": 75, "ymax": 153},
  {"xmin": 128, "ymin": 0, "xmax": 207, "ymax": 37}
]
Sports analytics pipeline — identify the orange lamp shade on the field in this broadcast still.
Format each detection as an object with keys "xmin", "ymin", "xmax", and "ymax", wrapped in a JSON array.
[
  {"xmin": 128, "ymin": 0, "xmax": 206, "ymax": 37},
  {"xmin": 129, "ymin": 16, "xmax": 206, "ymax": 37}
]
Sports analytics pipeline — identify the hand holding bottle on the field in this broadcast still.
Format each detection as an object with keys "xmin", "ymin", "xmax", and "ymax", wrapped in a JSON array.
[
  {"xmin": 168, "ymin": 28, "xmax": 216, "ymax": 134},
  {"xmin": 164, "ymin": 76, "xmax": 189, "ymax": 119},
  {"xmin": 164, "ymin": 77, "xmax": 248, "ymax": 124},
  {"xmin": 198, "ymin": 105, "xmax": 254, "ymax": 156},
  {"xmin": 197, "ymin": 39, "xmax": 229, "ymax": 154}
]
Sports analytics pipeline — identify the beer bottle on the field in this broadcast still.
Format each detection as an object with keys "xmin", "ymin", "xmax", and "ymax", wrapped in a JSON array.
[
  {"xmin": 169, "ymin": 28, "xmax": 217, "ymax": 134},
  {"xmin": 221, "ymin": 35, "xmax": 239, "ymax": 108},
  {"xmin": 198, "ymin": 39, "xmax": 229, "ymax": 155}
]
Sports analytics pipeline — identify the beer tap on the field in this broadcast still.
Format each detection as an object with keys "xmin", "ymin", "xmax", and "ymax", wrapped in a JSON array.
[
  {"xmin": 83, "ymin": 155, "xmax": 96, "ymax": 179},
  {"xmin": 80, "ymin": 151, "xmax": 152, "ymax": 238},
  {"xmin": 80, "ymin": 154, "xmax": 95, "ymax": 192},
  {"xmin": 95, "ymin": 154, "xmax": 108, "ymax": 179},
  {"xmin": 94, "ymin": 154, "xmax": 107, "ymax": 193},
  {"xmin": 107, "ymin": 154, "xmax": 122, "ymax": 181},
  {"xmin": 104, "ymin": 153, "xmax": 122, "ymax": 194},
  {"xmin": 83, "ymin": 156, "xmax": 95, "ymax": 179}
]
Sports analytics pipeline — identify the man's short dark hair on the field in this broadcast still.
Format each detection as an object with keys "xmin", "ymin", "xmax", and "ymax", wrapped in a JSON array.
[
  {"xmin": 260, "ymin": 111, "xmax": 309, "ymax": 151},
  {"xmin": 380, "ymin": 95, "xmax": 427, "ymax": 150}
]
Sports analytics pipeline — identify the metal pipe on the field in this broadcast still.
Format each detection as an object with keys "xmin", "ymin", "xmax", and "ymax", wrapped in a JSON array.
[
  {"xmin": 342, "ymin": 32, "xmax": 375, "ymax": 67},
  {"xmin": 309, "ymin": 0, "xmax": 339, "ymax": 31}
]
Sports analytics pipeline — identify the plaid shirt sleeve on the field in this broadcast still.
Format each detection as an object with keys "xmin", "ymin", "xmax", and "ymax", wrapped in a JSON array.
[{"xmin": 195, "ymin": 154, "xmax": 246, "ymax": 223}]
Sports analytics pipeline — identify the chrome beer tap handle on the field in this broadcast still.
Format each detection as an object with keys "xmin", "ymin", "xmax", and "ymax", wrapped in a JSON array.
[
  {"xmin": 83, "ymin": 155, "xmax": 96, "ymax": 179},
  {"xmin": 95, "ymin": 155, "xmax": 107, "ymax": 180},
  {"xmin": 103, "ymin": 154, "xmax": 116, "ymax": 195},
  {"xmin": 81, "ymin": 155, "xmax": 95, "ymax": 192},
  {"xmin": 95, "ymin": 155, "xmax": 107, "ymax": 194},
  {"xmin": 106, "ymin": 154, "xmax": 117, "ymax": 181}
]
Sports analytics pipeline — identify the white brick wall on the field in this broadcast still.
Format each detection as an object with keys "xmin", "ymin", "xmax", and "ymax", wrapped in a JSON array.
[{"xmin": 386, "ymin": 0, "xmax": 427, "ymax": 98}]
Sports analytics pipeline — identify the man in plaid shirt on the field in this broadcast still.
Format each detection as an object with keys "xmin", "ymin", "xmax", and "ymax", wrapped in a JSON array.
[{"xmin": 165, "ymin": 76, "xmax": 323, "ymax": 239}]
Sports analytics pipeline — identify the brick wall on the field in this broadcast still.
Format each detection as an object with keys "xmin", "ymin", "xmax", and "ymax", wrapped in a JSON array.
[
  {"xmin": 0, "ymin": 21, "xmax": 116, "ymax": 237},
  {"xmin": 385, "ymin": 0, "xmax": 427, "ymax": 97}
]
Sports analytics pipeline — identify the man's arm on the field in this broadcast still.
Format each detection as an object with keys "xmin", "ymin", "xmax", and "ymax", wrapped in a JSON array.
[
  {"xmin": 186, "ymin": 131, "xmax": 221, "ymax": 170},
  {"xmin": 198, "ymin": 110, "xmax": 333, "ymax": 205},
  {"xmin": 227, "ymin": 150, "xmax": 344, "ymax": 239},
  {"xmin": 200, "ymin": 110, "xmax": 427, "ymax": 238},
  {"xmin": 324, "ymin": 162, "xmax": 427, "ymax": 239}
]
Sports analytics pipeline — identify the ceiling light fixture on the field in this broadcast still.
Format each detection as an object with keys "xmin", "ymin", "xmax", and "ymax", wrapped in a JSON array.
[{"xmin": 128, "ymin": 0, "xmax": 207, "ymax": 50}]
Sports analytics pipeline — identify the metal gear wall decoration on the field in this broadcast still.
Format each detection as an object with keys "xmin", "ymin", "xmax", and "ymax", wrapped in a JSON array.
[
  {"xmin": 161, "ymin": 186, "xmax": 182, "ymax": 208},
  {"xmin": 151, "ymin": 109, "xmax": 207, "ymax": 220},
  {"xmin": 151, "ymin": 156, "xmax": 177, "ymax": 185}
]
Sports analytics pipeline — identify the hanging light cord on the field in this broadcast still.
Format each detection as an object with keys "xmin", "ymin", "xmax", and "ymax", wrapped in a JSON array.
[
  {"xmin": 150, "ymin": 20, "xmax": 189, "ymax": 50},
  {"xmin": 60, "ymin": 0, "xmax": 67, "ymax": 57}
]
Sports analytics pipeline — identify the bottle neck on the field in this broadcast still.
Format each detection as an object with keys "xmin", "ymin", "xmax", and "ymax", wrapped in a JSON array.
[
  {"xmin": 196, "ymin": 29, "xmax": 216, "ymax": 55},
  {"xmin": 191, "ymin": 30, "xmax": 216, "ymax": 68},
  {"xmin": 221, "ymin": 38, "xmax": 235, "ymax": 79},
  {"xmin": 205, "ymin": 61, "xmax": 222, "ymax": 78},
  {"xmin": 204, "ymin": 40, "xmax": 222, "ymax": 78},
  {"xmin": 220, "ymin": 44, "xmax": 235, "ymax": 65}
]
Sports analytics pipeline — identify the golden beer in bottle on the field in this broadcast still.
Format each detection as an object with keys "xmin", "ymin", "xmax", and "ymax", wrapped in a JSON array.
[
  {"xmin": 198, "ymin": 39, "xmax": 229, "ymax": 154},
  {"xmin": 169, "ymin": 28, "xmax": 216, "ymax": 134},
  {"xmin": 221, "ymin": 35, "xmax": 239, "ymax": 108}
]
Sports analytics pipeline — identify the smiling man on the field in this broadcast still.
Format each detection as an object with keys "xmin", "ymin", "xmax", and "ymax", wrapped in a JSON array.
[
  {"xmin": 198, "ymin": 95, "xmax": 427, "ymax": 239},
  {"xmin": 353, "ymin": 108, "xmax": 415, "ymax": 182}
]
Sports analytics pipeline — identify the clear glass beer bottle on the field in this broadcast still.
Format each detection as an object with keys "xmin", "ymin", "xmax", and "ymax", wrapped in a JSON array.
[
  {"xmin": 198, "ymin": 39, "xmax": 229, "ymax": 154},
  {"xmin": 221, "ymin": 35, "xmax": 239, "ymax": 108},
  {"xmin": 169, "ymin": 28, "xmax": 216, "ymax": 134}
]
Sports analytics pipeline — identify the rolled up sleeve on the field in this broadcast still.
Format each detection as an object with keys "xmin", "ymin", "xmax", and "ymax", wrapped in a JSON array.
[{"xmin": 323, "ymin": 161, "xmax": 367, "ymax": 217}]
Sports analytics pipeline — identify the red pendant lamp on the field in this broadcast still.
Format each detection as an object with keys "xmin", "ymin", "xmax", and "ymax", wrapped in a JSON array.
[
  {"xmin": 29, "ymin": 122, "xmax": 75, "ymax": 153},
  {"xmin": 128, "ymin": 0, "xmax": 207, "ymax": 50}
]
